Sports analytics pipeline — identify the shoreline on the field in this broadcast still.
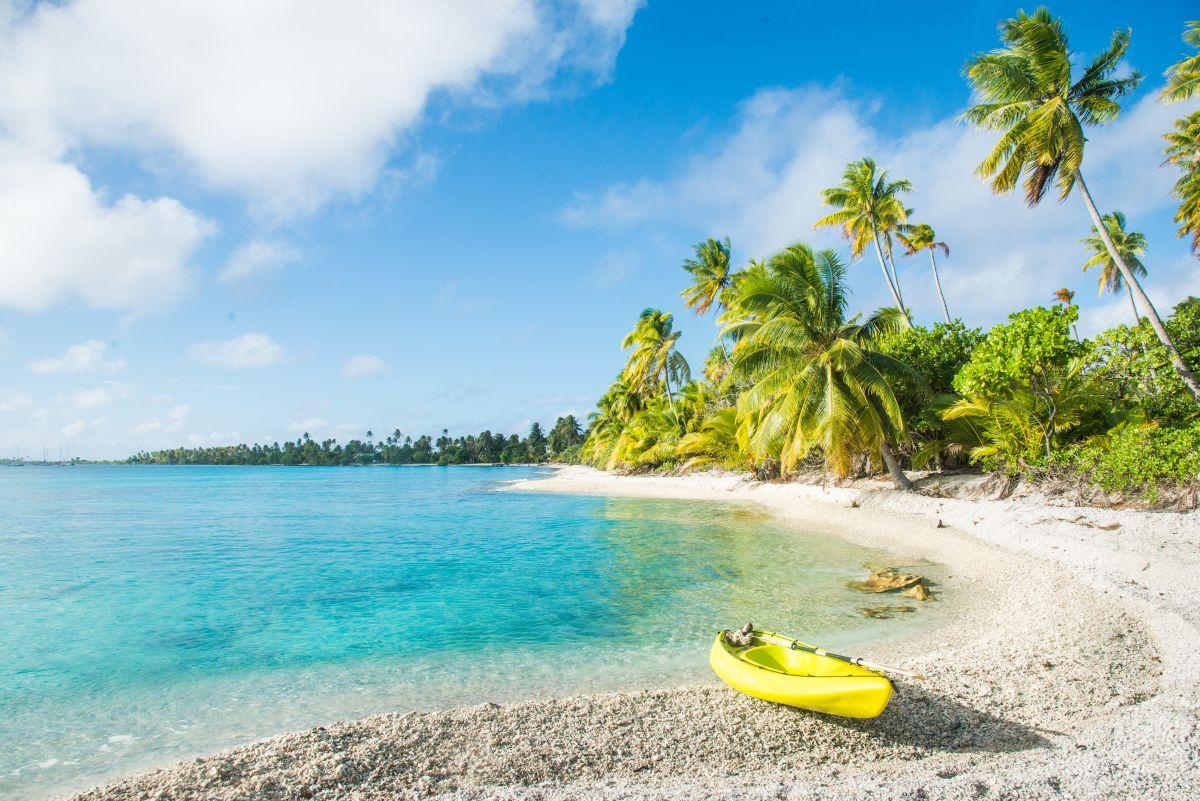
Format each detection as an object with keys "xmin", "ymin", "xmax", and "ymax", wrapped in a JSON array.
[{"xmin": 64, "ymin": 467, "xmax": 1199, "ymax": 800}]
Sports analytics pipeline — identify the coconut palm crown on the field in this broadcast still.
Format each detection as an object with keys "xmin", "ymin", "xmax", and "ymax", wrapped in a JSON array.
[
  {"xmin": 1164, "ymin": 111, "xmax": 1200, "ymax": 256},
  {"xmin": 897, "ymin": 223, "xmax": 952, "ymax": 323},
  {"xmin": 963, "ymin": 7, "xmax": 1200, "ymax": 404},
  {"xmin": 680, "ymin": 237, "xmax": 733, "ymax": 316},
  {"xmin": 722, "ymin": 243, "xmax": 923, "ymax": 488},
  {"xmin": 620, "ymin": 309, "xmax": 691, "ymax": 411},
  {"xmin": 813, "ymin": 158, "xmax": 913, "ymax": 326},
  {"xmin": 1163, "ymin": 20, "xmax": 1200, "ymax": 103},
  {"xmin": 1080, "ymin": 211, "xmax": 1147, "ymax": 323},
  {"xmin": 961, "ymin": 8, "xmax": 1141, "ymax": 205}
]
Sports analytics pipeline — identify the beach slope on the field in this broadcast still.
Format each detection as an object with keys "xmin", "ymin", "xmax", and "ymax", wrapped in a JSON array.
[{"xmin": 67, "ymin": 467, "xmax": 1199, "ymax": 800}]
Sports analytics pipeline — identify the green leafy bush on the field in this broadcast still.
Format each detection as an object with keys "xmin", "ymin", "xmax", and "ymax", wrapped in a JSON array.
[
  {"xmin": 877, "ymin": 320, "xmax": 983, "ymax": 417},
  {"xmin": 1085, "ymin": 297, "xmax": 1200, "ymax": 426},
  {"xmin": 954, "ymin": 305, "xmax": 1084, "ymax": 398},
  {"xmin": 877, "ymin": 321, "xmax": 984, "ymax": 467},
  {"xmin": 1071, "ymin": 422, "xmax": 1200, "ymax": 501}
]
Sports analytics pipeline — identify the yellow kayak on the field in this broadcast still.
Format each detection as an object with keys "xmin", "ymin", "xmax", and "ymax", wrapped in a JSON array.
[{"xmin": 709, "ymin": 629, "xmax": 894, "ymax": 718}]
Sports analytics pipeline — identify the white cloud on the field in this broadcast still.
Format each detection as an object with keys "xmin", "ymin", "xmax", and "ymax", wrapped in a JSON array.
[
  {"xmin": 188, "ymin": 430, "xmax": 241, "ymax": 446},
  {"xmin": 60, "ymin": 418, "xmax": 85, "ymax": 437},
  {"xmin": 343, "ymin": 354, "xmax": 388, "ymax": 379},
  {"xmin": 189, "ymin": 332, "xmax": 282, "ymax": 368},
  {"xmin": 132, "ymin": 403, "xmax": 190, "ymax": 434},
  {"xmin": 564, "ymin": 84, "xmax": 1200, "ymax": 327},
  {"xmin": 72, "ymin": 380, "xmax": 132, "ymax": 408},
  {"xmin": 0, "ymin": 390, "xmax": 32, "ymax": 412},
  {"xmin": 217, "ymin": 240, "xmax": 300, "ymax": 284},
  {"xmin": 0, "ymin": 145, "xmax": 212, "ymax": 312},
  {"xmin": 29, "ymin": 340, "xmax": 126, "ymax": 374},
  {"xmin": 73, "ymin": 387, "xmax": 111, "ymax": 409},
  {"xmin": 0, "ymin": 0, "xmax": 641, "ymax": 216},
  {"xmin": 289, "ymin": 417, "xmax": 327, "ymax": 433}
]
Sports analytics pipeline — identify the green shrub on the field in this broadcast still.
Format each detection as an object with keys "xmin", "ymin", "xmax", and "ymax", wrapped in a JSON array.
[
  {"xmin": 877, "ymin": 320, "xmax": 983, "ymax": 420},
  {"xmin": 954, "ymin": 305, "xmax": 1084, "ymax": 398},
  {"xmin": 1085, "ymin": 297, "xmax": 1200, "ymax": 426},
  {"xmin": 555, "ymin": 444, "xmax": 583, "ymax": 464},
  {"xmin": 1071, "ymin": 422, "xmax": 1200, "ymax": 501}
]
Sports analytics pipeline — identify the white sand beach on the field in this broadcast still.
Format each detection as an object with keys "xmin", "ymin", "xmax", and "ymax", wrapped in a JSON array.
[{"xmin": 66, "ymin": 466, "xmax": 1199, "ymax": 800}]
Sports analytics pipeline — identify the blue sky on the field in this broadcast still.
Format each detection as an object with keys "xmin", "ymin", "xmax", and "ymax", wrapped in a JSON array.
[{"xmin": 0, "ymin": 0, "xmax": 1197, "ymax": 459}]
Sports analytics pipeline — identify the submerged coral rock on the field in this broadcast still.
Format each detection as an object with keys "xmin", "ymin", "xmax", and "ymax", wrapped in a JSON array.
[
  {"xmin": 850, "ymin": 568, "xmax": 923, "ymax": 593},
  {"xmin": 903, "ymin": 583, "xmax": 934, "ymax": 601},
  {"xmin": 860, "ymin": 605, "xmax": 917, "ymax": 619}
]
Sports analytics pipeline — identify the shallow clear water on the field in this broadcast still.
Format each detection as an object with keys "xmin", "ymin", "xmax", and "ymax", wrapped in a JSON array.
[{"xmin": 0, "ymin": 465, "xmax": 938, "ymax": 800}]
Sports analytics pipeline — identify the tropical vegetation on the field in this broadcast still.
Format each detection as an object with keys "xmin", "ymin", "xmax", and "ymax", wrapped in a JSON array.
[
  {"xmin": 572, "ymin": 8, "xmax": 1200, "ymax": 507},
  {"xmin": 128, "ymin": 417, "xmax": 587, "ymax": 466},
  {"xmin": 127, "ymin": 10, "xmax": 1200, "ymax": 506}
]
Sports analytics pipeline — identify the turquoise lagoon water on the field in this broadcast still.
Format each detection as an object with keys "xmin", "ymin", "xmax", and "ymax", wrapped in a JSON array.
[{"xmin": 0, "ymin": 465, "xmax": 938, "ymax": 800}]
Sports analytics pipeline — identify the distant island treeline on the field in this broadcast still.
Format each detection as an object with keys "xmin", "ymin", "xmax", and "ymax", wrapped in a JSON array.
[{"xmin": 126, "ymin": 416, "xmax": 586, "ymax": 466}]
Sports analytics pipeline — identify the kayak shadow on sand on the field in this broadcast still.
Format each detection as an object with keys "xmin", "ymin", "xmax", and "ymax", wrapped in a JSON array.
[{"xmin": 830, "ymin": 681, "xmax": 1052, "ymax": 753}]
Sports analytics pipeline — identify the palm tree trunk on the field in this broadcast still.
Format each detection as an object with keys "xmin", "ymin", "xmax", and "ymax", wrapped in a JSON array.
[
  {"xmin": 1125, "ymin": 283, "xmax": 1140, "ymax": 325},
  {"xmin": 880, "ymin": 440, "xmax": 913, "ymax": 492},
  {"xmin": 1126, "ymin": 282, "xmax": 1159, "ymax": 385},
  {"xmin": 929, "ymin": 250, "xmax": 951, "ymax": 323},
  {"xmin": 1076, "ymin": 170, "xmax": 1200, "ymax": 405},
  {"xmin": 871, "ymin": 232, "xmax": 912, "ymax": 326},
  {"xmin": 883, "ymin": 247, "xmax": 909, "ymax": 309},
  {"xmin": 663, "ymin": 368, "xmax": 676, "ymax": 416}
]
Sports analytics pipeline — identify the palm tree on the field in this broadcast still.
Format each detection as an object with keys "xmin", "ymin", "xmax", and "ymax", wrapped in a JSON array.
[
  {"xmin": 1164, "ymin": 111, "xmax": 1200, "ymax": 256},
  {"xmin": 813, "ymin": 158, "xmax": 914, "ymax": 326},
  {"xmin": 723, "ymin": 243, "xmax": 923, "ymax": 490},
  {"xmin": 1053, "ymin": 288, "xmax": 1081, "ymax": 340},
  {"xmin": 620, "ymin": 309, "xmax": 691, "ymax": 413},
  {"xmin": 1080, "ymin": 211, "xmax": 1147, "ymax": 325},
  {"xmin": 581, "ymin": 378, "xmax": 644, "ymax": 468},
  {"xmin": 703, "ymin": 343, "xmax": 732, "ymax": 385},
  {"xmin": 962, "ymin": 8, "xmax": 1200, "ymax": 405},
  {"xmin": 1162, "ymin": 20, "xmax": 1200, "ymax": 103},
  {"xmin": 680, "ymin": 237, "xmax": 733, "ymax": 315},
  {"xmin": 944, "ymin": 360, "xmax": 1096, "ymax": 467},
  {"xmin": 897, "ymin": 224, "xmax": 952, "ymax": 323},
  {"xmin": 675, "ymin": 408, "xmax": 743, "ymax": 471}
]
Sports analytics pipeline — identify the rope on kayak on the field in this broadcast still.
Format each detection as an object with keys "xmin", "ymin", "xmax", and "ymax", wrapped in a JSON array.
[{"xmin": 746, "ymin": 629, "xmax": 926, "ymax": 681}]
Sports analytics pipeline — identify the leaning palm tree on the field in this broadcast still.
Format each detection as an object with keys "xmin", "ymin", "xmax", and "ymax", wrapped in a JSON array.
[
  {"xmin": 1080, "ymin": 211, "xmax": 1148, "ymax": 324},
  {"xmin": 680, "ymin": 237, "xmax": 733, "ymax": 315},
  {"xmin": 814, "ymin": 158, "xmax": 913, "ymax": 326},
  {"xmin": 1162, "ymin": 20, "xmax": 1200, "ymax": 103},
  {"xmin": 1164, "ymin": 111, "xmax": 1200, "ymax": 256},
  {"xmin": 897, "ymin": 224, "xmax": 952, "ymax": 323},
  {"xmin": 723, "ymin": 243, "xmax": 924, "ymax": 489},
  {"xmin": 962, "ymin": 8, "xmax": 1200, "ymax": 404},
  {"xmin": 620, "ymin": 309, "xmax": 691, "ymax": 413}
]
